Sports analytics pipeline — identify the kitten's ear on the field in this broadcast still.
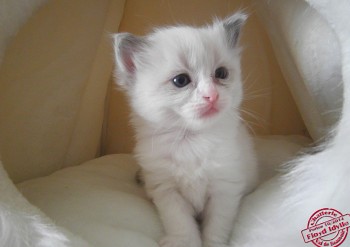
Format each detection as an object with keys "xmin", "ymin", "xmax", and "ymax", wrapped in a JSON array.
[
  {"xmin": 113, "ymin": 33, "xmax": 146, "ymax": 89},
  {"xmin": 223, "ymin": 12, "xmax": 247, "ymax": 48}
]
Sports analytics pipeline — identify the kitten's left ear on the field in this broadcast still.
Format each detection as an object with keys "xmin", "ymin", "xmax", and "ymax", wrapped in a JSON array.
[{"xmin": 223, "ymin": 12, "xmax": 247, "ymax": 48}]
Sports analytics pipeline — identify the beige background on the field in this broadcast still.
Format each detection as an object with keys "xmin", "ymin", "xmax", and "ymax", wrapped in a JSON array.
[
  {"xmin": 103, "ymin": 0, "xmax": 307, "ymax": 154},
  {"xmin": 0, "ymin": 0, "xmax": 125, "ymax": 182}
]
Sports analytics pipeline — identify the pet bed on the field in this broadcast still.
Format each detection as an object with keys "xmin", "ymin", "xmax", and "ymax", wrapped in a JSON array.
[{"xmin": 0, "ymin": 0, "xmax": 349, "ymax": 246}]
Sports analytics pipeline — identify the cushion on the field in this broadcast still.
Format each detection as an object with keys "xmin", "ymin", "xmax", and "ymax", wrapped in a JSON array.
[
  {"xmin": 17, "ymin": 136, "xmax": 309, "ymax": 247},
  {"xmin": 18, "ymin": 154, "xmax": 163, "ymax": 247}
]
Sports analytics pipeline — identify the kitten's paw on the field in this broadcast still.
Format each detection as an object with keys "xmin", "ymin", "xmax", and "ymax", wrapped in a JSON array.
[{"xmin": 159, "ymin": 235, "xmax": 201, "ymax": 247}]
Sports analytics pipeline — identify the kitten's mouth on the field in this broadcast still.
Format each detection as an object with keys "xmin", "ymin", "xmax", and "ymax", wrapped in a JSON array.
[{"xmin": 199, "ymin": 105, "xmax": 219, "ymax": 118}]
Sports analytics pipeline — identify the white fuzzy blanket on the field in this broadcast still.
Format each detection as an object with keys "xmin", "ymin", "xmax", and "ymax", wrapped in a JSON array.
[{"xmin": 0, "ymin": 0, "xmax": 349, "ymax": 247}]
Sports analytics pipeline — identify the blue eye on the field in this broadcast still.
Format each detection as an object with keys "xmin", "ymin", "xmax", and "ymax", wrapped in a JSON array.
[
  {"xmin": 215, "ymin": 67, "xmax": 229, "ymax": 79},
  {"xmin": 172, "ymin": 73, "xmax": 191, "ymax": 88}
]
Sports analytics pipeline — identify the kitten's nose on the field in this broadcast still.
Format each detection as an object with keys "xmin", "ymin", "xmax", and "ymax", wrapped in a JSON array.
[{"xmin": 203, "ymin": 90, "xmax": 219, "ymax": 103}]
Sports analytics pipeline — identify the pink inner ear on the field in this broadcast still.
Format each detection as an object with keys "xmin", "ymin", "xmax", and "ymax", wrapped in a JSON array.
[{"xmin": 122, "ymin": 48, "xmax": 136, "ymax": 74}]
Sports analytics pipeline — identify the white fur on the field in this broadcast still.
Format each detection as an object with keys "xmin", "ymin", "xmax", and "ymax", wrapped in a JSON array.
[
  {"xmin": 114, "ymin": 13, "xmax": 258, "ymax": 247},
  {"xmin": 0, "ymin": 160, "xmax": 90, "ymax": 247}
]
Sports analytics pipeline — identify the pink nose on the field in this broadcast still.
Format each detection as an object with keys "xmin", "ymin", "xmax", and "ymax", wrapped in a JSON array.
[{"xmin": 203, "ymin": 90, "xmax": 219, "ymax": 103}]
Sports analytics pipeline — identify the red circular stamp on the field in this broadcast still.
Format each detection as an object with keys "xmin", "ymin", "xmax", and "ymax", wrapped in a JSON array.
[{"xmin": 301, "ymin": 208, "xmax": 350, "ymax": 247}]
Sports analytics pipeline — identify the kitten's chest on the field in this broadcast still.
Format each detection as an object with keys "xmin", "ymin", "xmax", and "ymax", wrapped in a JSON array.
[
  {"xmin": 168, "ymin": 132, "xmax": 231, "ymax": 212},
  {"xmin": 175, "ymin": 170, "xmax": 209, "ymax": 213},
  {"xmin": 139, "ymin": 127, "xmax": 234, "ymax": 212},
  {"xmin": 167, "ymin": 130, "xmax": 220, "ymax": 164},
  {"xmin": 163, "ymin": 132, "xmax": 221, "ymax": 212}
]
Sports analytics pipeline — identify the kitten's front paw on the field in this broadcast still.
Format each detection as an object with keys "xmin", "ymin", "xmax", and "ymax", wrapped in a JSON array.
[{"xmin": 159, "ymin": 235, "xmax": 201, "ymax": 247}]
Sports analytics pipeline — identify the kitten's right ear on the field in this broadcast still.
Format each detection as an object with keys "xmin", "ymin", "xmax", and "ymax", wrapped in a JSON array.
[{"xmin": 113, "ymin": 33, "xmax": 145, "ymax": 89}]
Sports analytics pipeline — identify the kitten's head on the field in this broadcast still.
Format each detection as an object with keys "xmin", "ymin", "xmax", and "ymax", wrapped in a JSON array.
[{"xmin": 114, "ymin": 12, "xmax": 246, "ymax": 130}]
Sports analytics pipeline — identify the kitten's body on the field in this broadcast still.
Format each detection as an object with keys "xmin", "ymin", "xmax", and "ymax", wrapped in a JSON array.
[
  {"xmin": 134, "ymin": 112, "xmax": 256, "ymax": 216},
  {"xmin": 114, "ymin": 12, "xmax": 258, "ymax": 247}
]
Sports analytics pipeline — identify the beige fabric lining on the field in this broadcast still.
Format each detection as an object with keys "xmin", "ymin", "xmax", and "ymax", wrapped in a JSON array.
[{"xmin": 0, "ymin": 0, "xmax": 126, "ymax": 182}]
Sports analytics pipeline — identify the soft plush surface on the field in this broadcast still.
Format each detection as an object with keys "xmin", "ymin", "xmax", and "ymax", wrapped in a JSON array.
[
  {"xmin": 0, "ymin": 158, "xmax": 91, "ymax": 247},
  {"xmin": 230, "ymin": 0, "xmax": 350, "ymax": 246},
  {"xmin": 18, "ymin": 154, "xmax": 163, "ymax": 247},
  {"xmin": 17, "ymin": 136, "xmax": 308, "ymax": 247}
]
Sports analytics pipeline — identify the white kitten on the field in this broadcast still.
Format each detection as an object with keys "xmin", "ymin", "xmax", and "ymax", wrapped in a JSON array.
[{"xmin": 113, "ymin": 12, "xmax": 258, "ymax": 247}]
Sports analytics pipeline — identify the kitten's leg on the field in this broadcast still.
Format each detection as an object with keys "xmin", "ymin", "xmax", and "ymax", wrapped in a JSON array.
[
  {"xmin": 151, "ymin": 187, "xmax": 201, "ymax": 247},
  {"xmin": 202, "ymin": 182, "xmax": 243, "ymax": 247}
]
